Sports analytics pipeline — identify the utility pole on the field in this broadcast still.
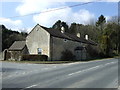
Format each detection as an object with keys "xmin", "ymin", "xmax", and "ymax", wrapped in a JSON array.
[{"xmin": 118, "ymin": 1, "xmax": 120, "ymax": 55}]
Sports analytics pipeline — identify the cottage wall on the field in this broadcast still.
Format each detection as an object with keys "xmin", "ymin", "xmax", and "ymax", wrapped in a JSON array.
[
  {"xmin": 22, "ymin": 45, "xmax": 29, "ymax": 54},
  {"xmin": 26, "ymin": 25, "xmax": 50, "ymax": 58},
  {"xmin": 50, "ymin": 36, "xmax": 86, "ymax": 60},
  {"xmin": 6, "ymin": 51, "xmax": 21, "ymax": 61},
  {"xmin": 6, "ymin": 48, "xmax": 25, "ymax": 61}
]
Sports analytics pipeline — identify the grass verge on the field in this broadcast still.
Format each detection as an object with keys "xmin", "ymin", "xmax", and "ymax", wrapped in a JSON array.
[
  {"xmin": 1, "ymin": 57, "xmax": 118, "ymax": 64},
  {"xmin": 2, "ymin": 60, "xmax": 77, "ymax": 64}
]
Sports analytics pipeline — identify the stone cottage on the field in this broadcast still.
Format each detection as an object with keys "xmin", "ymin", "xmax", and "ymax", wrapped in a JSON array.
[
  {"xmin": 5, "ymin": 24, "xmax": 97, "ymax": 61},
  {"xmin": 4, "ymin": 41, "xmax": 28, "ymax": 61}
]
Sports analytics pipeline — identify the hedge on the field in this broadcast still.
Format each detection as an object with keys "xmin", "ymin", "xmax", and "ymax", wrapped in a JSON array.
[{"xmin": 22, "ymin": 54, "xmax": 48, "ymax": 61}]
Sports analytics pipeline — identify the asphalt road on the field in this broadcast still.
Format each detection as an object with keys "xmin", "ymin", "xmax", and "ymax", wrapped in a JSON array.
[{"xmin": 0, "ymin": 58, "xmax": 119, "ymax": 89}]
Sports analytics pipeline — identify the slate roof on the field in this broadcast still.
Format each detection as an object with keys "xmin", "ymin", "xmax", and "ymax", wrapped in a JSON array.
[
  {"xmin": 64, "ymin": 32, "xmax": 89, "ymax": 44},
  {"xmin": 40, "ymin": 25, "xmax": 97, "ymax": 45},
  {"xmin": 40, "ymin": 26, "xmax": 72, "ymax": 40},
  {"xmin": 87, "ymin": 39, "xmax": 97, "ymax": 45},
  {"xmin": 9, "ymin": 41, "xmax": 26, "ymax": 51}
]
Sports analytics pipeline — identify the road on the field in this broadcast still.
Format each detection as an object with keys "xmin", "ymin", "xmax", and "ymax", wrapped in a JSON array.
[{"xmin": 0, "ymin": 58, "xmax": 119, "ymax": 89}]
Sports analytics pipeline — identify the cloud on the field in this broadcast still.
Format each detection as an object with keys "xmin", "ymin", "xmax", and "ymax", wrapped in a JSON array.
[
  {"xmin": 16, "ymin": 0, "xmax": 95, "ymax": 27},
  {"xmin": 62, "ymin": 0, "xmax": 119, "ymax": 2},
  {"xmin": 0, "ymin": 18, "xmax": 23, "ymax": 32},
  {"xmin": 16, "ymin": 0, "xmax": 119, "ymax": 15},
  {"xmin": 16, "ymin": 0, "xmax": 117, "ymax": 27},
  {"xmin": 72, "ymin": 9, "xmax": 95, "ymax": 25},
  {"xmin": 105, "ymin": 0, "xmax": 119, "ymax": 2},
  {"xmin": 33, "ymin": 8, "xmax": 95, "ymax": 27},
  {"xmin": 3, "ymin": 0, "xmax": 119, "ymax": 2},
  {"xmin": 33, "ymin": 7, "xmax": 72, "ymax": 27},
  {"xmin": 105, "ymin": 16, "xmax": 111, "ymax": 22},
  {"xmin": 16, "ymin": 0, "xmax": 65, "ymax": 15}
]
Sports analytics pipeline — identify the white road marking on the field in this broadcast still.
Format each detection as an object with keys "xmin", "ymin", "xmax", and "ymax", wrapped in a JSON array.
[
  {"xmin": 22, "ymin": 72, "xmax": 26, "ymax": 75},
  {"xmin": 20, "ymin": 84, "xmax": 38, "ymax": 90},
  {"xmin": 15, "ymin": 72, "xmax": 18, "ymax": 74},
  {"xmin": 53, "ymin": 66, "xmax": 57, "ymax": 68},
  {"xmin": 68, "ymin": 65, "xmax": 101, "ymax": 76},
  {"xmin": 25, "ymin": 84, "xmax": 38, "ymax": 88},
  {"xmin": 80, "ymin": 58, "xmax": 117, "ymax": 64},
  {"xmin": 118, "ymin": 86, "xmax": 120, "ymax": 90},
  {"xmin": 68, "ymin": 61, "xmax": 117, "ymax": 76},
  {"xmin": 43, "ymin": 68, "xmax": 49, "ymax": 70},
  {"xmin": 105, "ymin": 62, "xmax": 116, "ymax": 65}
]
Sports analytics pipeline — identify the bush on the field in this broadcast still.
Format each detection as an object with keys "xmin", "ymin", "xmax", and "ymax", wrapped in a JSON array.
[
  {"xmin": 86, "ymin": 45, "xmax": 100, "ymax": 59},
  {"xmin": 61, "ymin": 49, "xmax": 75, "ymax": 61},
  {"xmin": 22, "ymin": 54, "xmax": 48, "ymax": 61}
]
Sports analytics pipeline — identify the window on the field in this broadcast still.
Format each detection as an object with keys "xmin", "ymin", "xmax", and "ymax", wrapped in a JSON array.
[
  {"xmin": 64, "ymin": 39, "xmax": 67, "ymax": 42},
  {"xmin": 37, "ymin": 48, "xmax": 42, "ymax": 55}
]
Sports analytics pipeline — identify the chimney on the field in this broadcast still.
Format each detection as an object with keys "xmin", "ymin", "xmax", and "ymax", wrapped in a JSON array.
[
  {"xmin": 61, "ymin": 26, "xmax": 65, "ymax": 33},
  {"xmin": 85, "ymin": 35, "xmax": 88, "ymax": 40},
  {"xmin": 77, "ymin": 33, "xmax": 80, "ymax": 38}
]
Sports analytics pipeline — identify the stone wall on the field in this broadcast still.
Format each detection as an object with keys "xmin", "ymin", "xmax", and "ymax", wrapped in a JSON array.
[
  {"xmin": 4, "ymin": 47, "xmax": 28, "ymax": 61},
  {"xmin": 26, "ymin": 24, "xmax": 88, "ymax": 61},
  {"xmin": 26, "ymin": 25, "xmax": 50, "ymax": 58},
  {"xmin": 50, "ymin": 36, "xmax": 86, "ymax": 60},
  {"xmin": 8, "ymin": 51, "xmax": 21, "ymax": 61}
]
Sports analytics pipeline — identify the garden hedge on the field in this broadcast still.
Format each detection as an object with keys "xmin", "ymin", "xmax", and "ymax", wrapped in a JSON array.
[{"xmin": 22, "ymin": 54, "xmax": 48, "ymax": 61}]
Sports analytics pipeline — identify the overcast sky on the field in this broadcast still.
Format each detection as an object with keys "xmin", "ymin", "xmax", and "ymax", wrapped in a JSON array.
[{"xmin": 0, "ymin": 0, "xmax": 119, "ymax": 32}]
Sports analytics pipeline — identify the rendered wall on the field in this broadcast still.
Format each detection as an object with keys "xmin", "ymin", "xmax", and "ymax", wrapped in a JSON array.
[{"xmin": 26, "ymin": 25, "xmax": 50, "ymax": 58}]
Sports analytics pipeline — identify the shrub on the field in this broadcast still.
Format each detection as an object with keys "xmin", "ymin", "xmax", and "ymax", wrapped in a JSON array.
[
  {"xmin": 22, "ymin": 54, "xmax": 48, "ymax": 61},
  {"xmin": 61, "ymin": 49, "xmax": 75, "ymax": 61},
  {"xmin": 86, "ymin": 45, "xmax": 100, "ymax": 58}
]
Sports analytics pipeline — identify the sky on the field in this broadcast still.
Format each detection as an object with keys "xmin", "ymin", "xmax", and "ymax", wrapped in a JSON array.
[{"xmin": 0, "ymin": 0, "xmax": 119, "ymax": 32}]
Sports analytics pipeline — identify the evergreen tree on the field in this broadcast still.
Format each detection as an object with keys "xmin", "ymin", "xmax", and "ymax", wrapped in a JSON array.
[
  {"xmin": 52, "ymin": 20, "xmax": 69, "ymax": 33},
  {"xmin": 52, "ymin": 20, "xmax": 61, "ymax": 31},
  {"xmin": 96, "ymin": 15, "xmax": 106, "ymax": 34}
]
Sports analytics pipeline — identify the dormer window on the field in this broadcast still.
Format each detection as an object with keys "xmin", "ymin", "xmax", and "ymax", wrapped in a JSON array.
[
  {"xmin": 77, "ymin": 33, "xmax": 80, "ymax": 38},
  {"xmin": 61, "ymin": 27, "xmax": 65, "ymax": 33}
]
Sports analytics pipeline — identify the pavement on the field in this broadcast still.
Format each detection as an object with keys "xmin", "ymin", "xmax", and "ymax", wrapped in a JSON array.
[{"xmin": 0, "ymin": 58, "xmax": 119, "ymax": 89}]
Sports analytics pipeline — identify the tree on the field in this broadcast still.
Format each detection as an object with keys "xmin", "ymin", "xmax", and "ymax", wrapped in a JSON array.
[
  {"xmin": 99, "ymin": 23, "xmax": 120, "ymax": 57},
  {"xmin": 118, "ymin": 25, "xmax": 120, "ymax": 54},
  {"xmin": 108, "ymin": 16, "xmax": 118, "ymax": 24},
  {"xmin": 69, "ymin": 23, "xmax": 77, "ymax": 35},
  {"xmin": 1, "ymin": 25, "xmax": 27, "ymax": 51},
  {"xmin": 52, "ymin": 20, "xmax": 69, "ymax": 33},
  {"xmin": 96, "ymin": 15, "xmax": 106, "ymax": 33},
  {"xmin": 21, "ymin": 32, "xmax": 28, "ymax": 37},
  {"xmin": 52, "ymin": 20, "xmax": 61, "ymax": 31},
  {"xmin": 61, "ymin": 22, "xmax": 69, "ymax": 33}
]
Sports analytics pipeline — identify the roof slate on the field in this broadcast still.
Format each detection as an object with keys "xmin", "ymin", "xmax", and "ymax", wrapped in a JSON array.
[{"xmin": 9, "ymin": 41, "xmax": 26, "ymax": 51}]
